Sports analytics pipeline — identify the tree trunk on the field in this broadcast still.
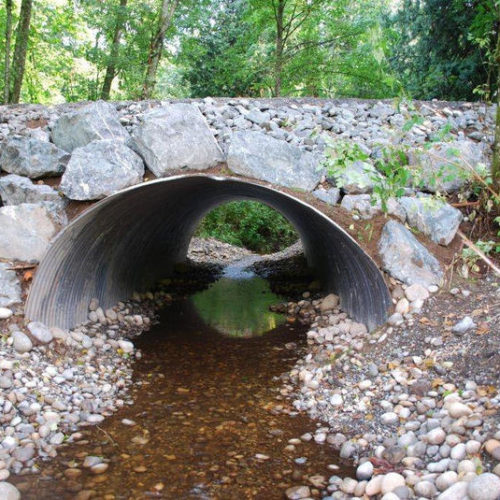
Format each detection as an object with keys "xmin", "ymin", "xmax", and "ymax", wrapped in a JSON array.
[
  {"xmin": 492, "ymin": 9, "xmax": 500, "ymax": 191},
  {"xmin": 273, "ymin": 0, "xmax": 285, "ymax": 97},
  {"xmin": 3, "ymin": 0, "xmax": 13, "ymax": 103},
  {"xmin": 141, "ymin": 0, "xmax": 179, "ymax": 100},
  {"xmin": 101, "ymin": 0, "xmax": 128, "ymax": 100},
  {"xmin": 9, "ymin": 0, "xmax": 33, "ymax": 104}
]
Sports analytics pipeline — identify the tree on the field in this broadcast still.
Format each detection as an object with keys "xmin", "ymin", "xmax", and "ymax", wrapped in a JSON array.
[
  {"xmin": 3, "ymin": 0, "xmax": 13, "ymax": 103},
  {"xmin": 178, "ymin": 0, "xmax": 261, "ymax": 97},
  {"xmin": 9, "ymin": 0, "xmax": 32, "ymax": 103},
  {"xmin": 101, "ymin": 0, "xmax": 128, "ymax": 100},
  {"xmin": 492, "ymin": 2, "xmax": 500, "ymax": 190},
  {"xmin": 388, "ymin": 0, "xmax": 496, "ymax": 101},
  {"xmin": 142, "ymin": 0, "xmax": 179, "ymax": 99}
]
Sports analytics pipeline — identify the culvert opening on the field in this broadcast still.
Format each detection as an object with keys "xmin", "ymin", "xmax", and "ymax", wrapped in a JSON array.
[{"xmin": 25, "ymin": 175, "xmax": 391, "ymax": 331}]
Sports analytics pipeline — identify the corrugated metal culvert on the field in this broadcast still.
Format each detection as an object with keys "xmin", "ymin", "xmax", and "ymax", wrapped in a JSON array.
[{"xmin": 25, "ymin": 175, "xmax": 391, "ymax": 331}]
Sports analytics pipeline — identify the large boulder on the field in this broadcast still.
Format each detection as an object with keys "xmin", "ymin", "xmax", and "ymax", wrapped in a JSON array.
[
  {"xmin": 0, "ymin": 174, "xmax": 63, "ymax": 206},
  {"xmin": 227, "ymin": 131, "xmax": 321, "ymax": 191},
  {"xmin": 132, "ymin": 103, "xmax": 223, "ymax": 176},
  {"xmin": 51, "ymin": 101, "xmax": 130, "ymax": 153},
  {"xmin": 407, "ymin": 141, "xmax": 487, "ymax": 192},
  {"xmin": 0, "ymin": 204, "xmax": 59, "ymax": 262},
  {"xmin": 400, "ymin": 196, "xmax": 462, "ymax": 246},
  {"xmin": 0, "ymin": 262, "xmax": 21, "ymax": 308},
  {"xmin": 59, "ymin": 140, "xmax": 145, "ymax": 200},
  {"xmin": 378, "ymin": 220, "xmax": 443, "ymax": 287},
  {"xmin": 0, "ymin": 136, "xmax": 69, "ymax": 178}
]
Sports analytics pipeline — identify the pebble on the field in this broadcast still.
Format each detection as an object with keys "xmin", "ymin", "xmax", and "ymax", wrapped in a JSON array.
[
  {"xmin": 447, "ymin": 401, "xmax": 472, "ymax": 418},
  {"xmin": 0, "ymin": 308, "xmax": 13, "ymax": 320},
  {"xmin": 27, "ymin": 321, "xmax": 53, "ymax": 344},
  {"xmin": 452, "ymin": 316, "xmax": 476, "ymax": 334},
  {"xmin": 426, "ymin": 427, "xmax": 446, "ymax": 445},
  {"xmin": 405, "ymin": 283, "xmax": 429, "ymax": 301},
  {"xmin": 356, "ymin": 460, "xmax": 373, "ymax": 480},
  {"xmin": 414, "ymin": 480, "xmax": 437, "ymax": 498},
  {"xmin": 285, "ymin": 485, "xmax": 311, "ymax": 499}
]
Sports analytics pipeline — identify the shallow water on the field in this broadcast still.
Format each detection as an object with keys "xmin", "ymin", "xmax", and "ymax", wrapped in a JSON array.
[
  {"xmin": 191, "ymin": 262, "xmax": 286, "ymax": 337},
  {"xmin": 13, "ymin": 273, "xmax": 351, "ymax": 499}
]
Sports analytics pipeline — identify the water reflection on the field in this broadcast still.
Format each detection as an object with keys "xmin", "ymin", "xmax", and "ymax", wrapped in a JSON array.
[{"xmin": 191, "ymin": 262, "xmax": 286, "ymax": 337}]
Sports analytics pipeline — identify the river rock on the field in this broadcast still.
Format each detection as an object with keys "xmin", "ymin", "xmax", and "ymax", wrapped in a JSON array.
[
  {"xmin": 27, "ymin": 322, "xmax": 53, "ymax": 345},
  {"xmin": 381, "ymin": 472, "xmax": 405, "ymax": 494},
  {"xmin": 59, "ymin": 139, "xmax": 145, "ymax": 200},
  {"xmin": 467, "ymin": 473, "xmax": 500, "ymax": 500},
  {"xmin": 320, "ymin": 293, "xmax": 339, "ymax": 312},
  {"xmin": 0, "ymin": 263, "xmax": 21, "ymax": 308},
  {"xmin": 0, "ymin": 204, "xmax": 58, "ymax": 262},
  {"xmin": 12, "ymin": 331, "xmax": 33, "ymax": 353},
  {"xmin": 414, "ymin": 480, "xmax": 437, "ymax": 498},
  {"xmin": 408, "ymin": 141, "xmax": 487, "ymax": 192},
  {"xmin": 227, "ymin": 130, "xmax": 320, "ymax": 191},
  {"xmin": 452, "ymin": 316, "xmax": 476, "ymax": 334},
  {"xmin": 0, "ymin": 307, "xmax": 12, "ymax": 319},
  {"xmin": 0, "ymin": 135, "xmax": 69, "ymax": 178},
  {"xmin": 399, "ymin": 196, "xmax": 462, "ymax": 245},
  {"xmin": 132, "ymin": 103, "xmax": 223, "ymax": 175},
  {"xmin": 378, "ymin": 220, "xmax": 443, "ymax": 287},
  {"xmin": 437, "ymin": 481, "xmax": 469, "ymax": 500},
  {"xmin": 52, "ymin": 100, "xmax": 130, "ymax": 152},
  {"xmin": 356, "ymin": 460, "xmax": 374, "ymax": 480},
  {"xmin": 285, "ymin": 485, "xmax": 311, "ymax": 499},
  {"xmin": 0, "ymin": 482, "xmax": 20, "ymax": 500}
]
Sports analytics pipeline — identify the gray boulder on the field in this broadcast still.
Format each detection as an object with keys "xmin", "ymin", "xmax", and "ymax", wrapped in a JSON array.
[
  {"xmin": 378, "ymin": 220, "xmax": 443, "ymax": 287},
  {"xmin": 0, "ymin": 174, "xmax": 63, "ymax": 206},
  {"xmin": 60, "ymin": 139, "xmax": 145, "ymax": 200},
  {"xmin": 132, "ymin": 103, "xmax": 223, "ymax": 176},
  {"xmin": 400, "ymin": 196, "xmax": 462, "ymax": 246},
  {"xmin": 407, "ymin": 141, "xmax": 487, "ymax": 192},
  {"xmin": 0, "ymin": 262, "xmax": 21, "ymax": 307},
  {"xmin": 0, "ymin": 204, "xmax": 59, "ymax": 262},
  {"xmin": 227, "ymin": 131, "xmax": 321, "ymax": 191},
  {"xmin": 0, "ymin": 136, "xmax": 69, "ymax": 178},
  {"xmin": 51, "ymin": 100, "xmax": 130, "ymax": 153},
  {"xmin": 341, "ymin": 194, "xmax": 405, "ymax": 221},
  {"xmin": 313, "ymin": 187, "xmax": 340, "ymax": 205}
]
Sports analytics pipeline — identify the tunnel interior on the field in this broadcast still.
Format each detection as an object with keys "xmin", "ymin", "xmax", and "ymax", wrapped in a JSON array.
[{"xmin": 25, "ymin": 175, "xmax": 391, "ymax": 331}]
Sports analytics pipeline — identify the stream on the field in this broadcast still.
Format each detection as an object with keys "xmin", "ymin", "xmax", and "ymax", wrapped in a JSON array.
[{"xmin": 12, "ymin": 262, "xmax": 351, "ymax": 499}]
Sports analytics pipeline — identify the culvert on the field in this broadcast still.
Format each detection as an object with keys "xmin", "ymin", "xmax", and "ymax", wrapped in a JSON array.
[{"xmin": 25, "ymin": 175, "xmax": 391, "ymax": 331}]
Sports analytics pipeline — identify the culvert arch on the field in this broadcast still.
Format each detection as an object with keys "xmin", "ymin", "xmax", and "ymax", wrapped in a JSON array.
[{"xmin": 25, "ymin": 175, "xmax": 391, "ymax": 331}]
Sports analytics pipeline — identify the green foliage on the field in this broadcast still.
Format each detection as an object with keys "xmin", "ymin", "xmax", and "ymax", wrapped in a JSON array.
[
  {"xmin": 387, "ymin": 0, "xmax": 496, "ymax": 101},
  {"xmin": 195, "ymin": 201, "xmax": 298, "ymax": 254}
]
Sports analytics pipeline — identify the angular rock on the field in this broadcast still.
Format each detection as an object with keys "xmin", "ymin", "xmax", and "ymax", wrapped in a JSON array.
[
  {"xmin": 60, "ymin": 139, "xmax": 145, "ymax": 200},
  {"xmin": 400, "ymin": 196, "xmax": 462, "ymax": 246},
  {"xmin": 132, "ymin": 103, "xmax": 223, "ymax": 176},
  {"xmin": 404, "ymin": 283, "xmax": 429, "ymax": 302},
  {"xmin": 313, "ymin": 187, "xmax": 340, "ymax": 205},
  {"xmin": 51, "ymin": 101, "xmax": 130, "ymax": 152},
  {"xmin": 378, "ymin": 220, "xmax": 443, "ymax": 287},
  {"xmin": 0, "ymin": 263, "xmax": 21, "ymax": 308},
  {"xmin": 331, "ymin": 160, "xmax": 382, "ymax": 194},
  {"xmin": 27, "ymin": 322, "xmax": 53, "ymax": 345},
  {"xmin": 0, "ymin": 204, "xmax": 58, "ymax": 262},
  {"xmin": 227, "ymin": 131, "xmax": 320, "ymax": 191},
  {"xmin": 0, "ymin": 136, "xmax": 69, "ymax": 178},
  {"xmin": 341, "ymin": 194, "xmax": 405, "ymax": 221},
  {"xmin": 0, "ymin": 174, "xmax": 65, "ymax": 208},
  {"xmin": 285, "ymin": 485, "xmax": 311, "ymax": 499},
  {"xmin": 408, "ymin": 141, "xmax": 487, "ymax": 192}
]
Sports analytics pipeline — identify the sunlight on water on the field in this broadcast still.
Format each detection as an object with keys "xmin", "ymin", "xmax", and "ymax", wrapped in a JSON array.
[{"xmin": 191, "ymin": 269, "xmax": 286, "ymax": 337}]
